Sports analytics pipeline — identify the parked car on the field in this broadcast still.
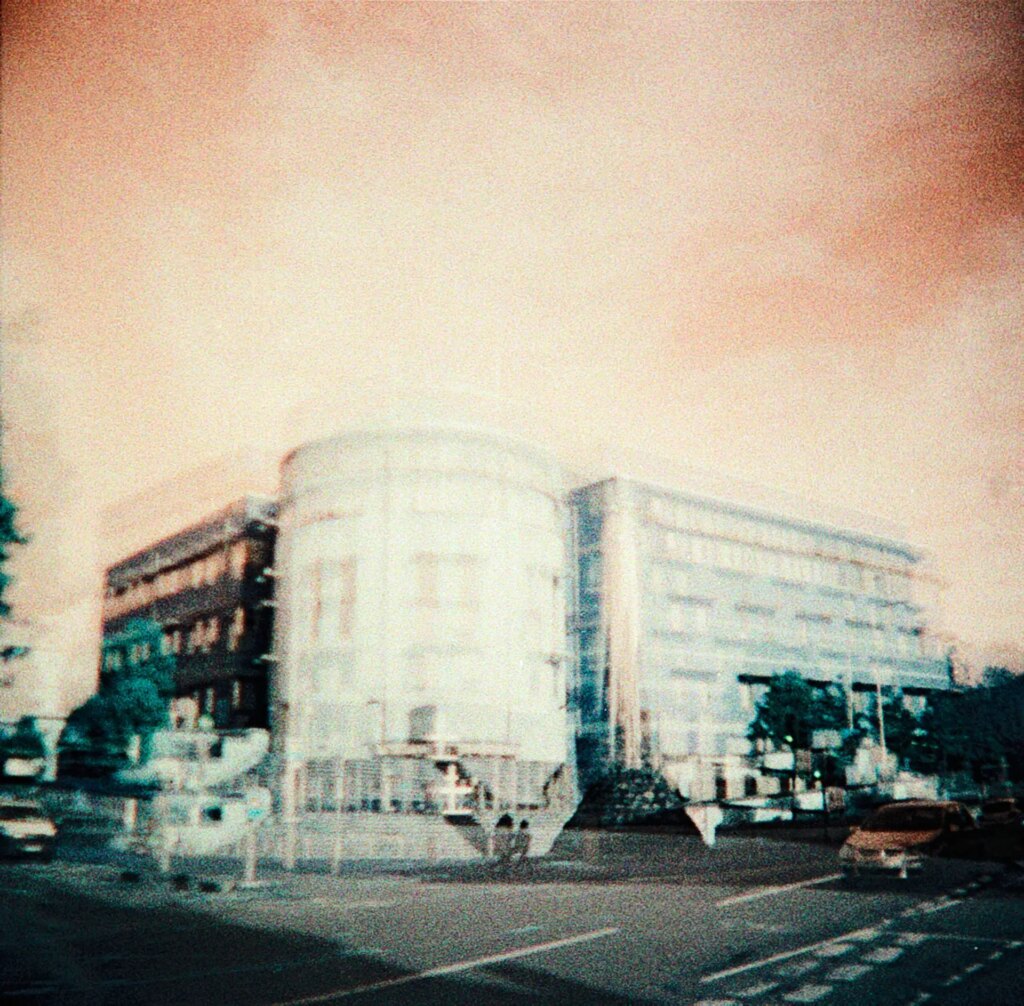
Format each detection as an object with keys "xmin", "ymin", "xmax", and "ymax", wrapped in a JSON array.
[
  {"xmin": 979, "ymin": 797, "xmax": 1022, "ymax": 828},
  {"xmin": 840, "ymin": 800, "xmax": 982, "ymax": 881},
  {"xmin": 0, "ymin": 799, "xmax": 58, "ymax": 861}
]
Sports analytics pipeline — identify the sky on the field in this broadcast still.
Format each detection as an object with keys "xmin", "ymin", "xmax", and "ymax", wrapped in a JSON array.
[{"xmin": 1, "ymin": 1, "xmax": 1022, "ymax": 703}]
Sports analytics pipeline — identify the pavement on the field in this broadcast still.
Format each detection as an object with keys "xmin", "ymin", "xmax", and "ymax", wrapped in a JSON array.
[{"xmin": 2, "ymin": 830, "xmax": 1023, "ymax": 1004}]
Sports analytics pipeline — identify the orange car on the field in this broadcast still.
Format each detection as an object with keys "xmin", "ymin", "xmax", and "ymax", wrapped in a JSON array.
[{"xmin": 840, "ymin": 800, "xmax": 981, "ymax": 881}]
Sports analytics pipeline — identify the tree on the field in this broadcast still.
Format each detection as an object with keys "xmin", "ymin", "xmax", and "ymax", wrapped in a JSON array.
[
  {"xmin": 0, "ymin": 714, "xmax": 47, "ymax": 779},
  {"xmin": 907, "ymin": 675, "xmax": 1024, "ymax": 786},
  {"xmin": 58, "ymin": 618, "xmax": 175, "ymax": 778},
  {"xmin": 0, "ymin": 470, "xmax": 29, "ymax": 670},
  {"xmin": 857, "ymin": 690, "xmax": 922, "ymax": 769},
  {"xmin": 749, "ymin": 671, "xmax": 847, "ymax": 747},
  {"xmin": 0, "ymin": 469, "xmax": 28, "ymax": 620}
]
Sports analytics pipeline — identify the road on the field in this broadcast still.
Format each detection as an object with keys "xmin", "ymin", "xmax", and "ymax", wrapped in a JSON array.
[{"xmin": 2, "ymin": 831, "xmax": 1022, "ymax": 1004}]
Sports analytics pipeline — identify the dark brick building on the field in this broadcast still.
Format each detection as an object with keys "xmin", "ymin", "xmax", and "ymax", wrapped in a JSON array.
[{"xmin": 102, "ymin": 497, "xmax": 276, "ymax": 729}]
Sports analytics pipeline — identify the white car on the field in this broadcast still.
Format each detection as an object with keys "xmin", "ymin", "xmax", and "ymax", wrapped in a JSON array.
[{"xmin": 0, "ymin": 799, "xmax": 58, "ymax": 861}]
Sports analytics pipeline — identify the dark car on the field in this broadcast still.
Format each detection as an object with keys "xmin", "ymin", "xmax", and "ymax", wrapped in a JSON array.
[
  {"xmin": 0, "ymin": 800, "xmax": 58, "ymax": 861},
  {"xmin": 979, "ymin": 797, "xmax": 1022, "ymax": 828}
]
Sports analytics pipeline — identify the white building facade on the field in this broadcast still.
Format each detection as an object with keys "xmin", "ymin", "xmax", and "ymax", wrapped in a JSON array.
[{"xmin": 272, "ymin": 425, "xmax": 573, "ymax": 815}]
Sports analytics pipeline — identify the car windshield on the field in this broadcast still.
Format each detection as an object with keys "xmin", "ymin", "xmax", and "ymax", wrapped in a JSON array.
[
  {"xmin": 983, "ymin": 800, "xmax": 1016, "ymax": 813},
  {"xmin": 0, "ymin": 805, "xmax": 43, "ymax": 820},
  {"xmin": 862, "ymin": 805, "xmax": 944, "ymax": 832}
]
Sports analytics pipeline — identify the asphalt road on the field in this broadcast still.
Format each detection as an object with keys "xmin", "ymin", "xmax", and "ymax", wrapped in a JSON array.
[{"xmin": 2, "ymin": 832, "xmax": 1022, "ymax": 1005}]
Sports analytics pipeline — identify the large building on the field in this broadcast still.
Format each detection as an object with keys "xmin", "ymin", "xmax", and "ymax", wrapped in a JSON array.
[
  {"xmin": 569, "ymin": 477, "xmax": 949, "ymax": 799},
  {"xmin": 272, "ymin": 425, "xmax": 572, "ymax": 816},
  {"xmin": 102, "ymin": 497, "xmax": 277, "ymax": 730},
  {"xmin": 96, "ymin": 428, "xmax": 951, "ymax": 816}
]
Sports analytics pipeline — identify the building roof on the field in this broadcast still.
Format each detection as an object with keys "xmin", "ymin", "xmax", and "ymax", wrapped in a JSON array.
[
  {"xmin": 105, "ymin": 496, "xmax": 276, "ymax": 589},
  {"xmin": 571, "ymin": 475, "xmax": 923, "ymax": 562}
]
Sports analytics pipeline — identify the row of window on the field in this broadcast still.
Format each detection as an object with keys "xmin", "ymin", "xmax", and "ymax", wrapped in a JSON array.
[
  {"xmin": 300, "ymin": 558, "xmax": 357, "ymax": 648},
  {"xmin": 105, "ymin": 541, "xmax": 250, "ymax": 618},
  {"xmin": 648, "ymin": 529, "xmax": 909, "ymax": 599},
  {"xmin": 411, "ymin": 480, "xmax": 558, "ymax": 527},
  {"xmin": 296, "ymin": 555, "xmax": 562, "ymax": 653},
  {"xmin": 644, "ymin": 495, "xmax": 905, "ymax": 569},
  {"xmin": 162, "ymin": 608, "xmax": 246, "ymax": 656},
  {"xmin": 658, "ymin": 598, "xmax": 922, "ymax": 657},
  {"xmin": 103, "ymin": 641, "xmax": 154, "ymax": 671}
]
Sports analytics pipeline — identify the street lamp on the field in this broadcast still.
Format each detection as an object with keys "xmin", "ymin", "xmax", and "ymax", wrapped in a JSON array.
[
  {"xmin": 784, "ymin": 733, "xmax": 796, "ymax": 825},
  {"xmin": 366, "ymin": 699, "xmax": 388, "ymax": 812}
]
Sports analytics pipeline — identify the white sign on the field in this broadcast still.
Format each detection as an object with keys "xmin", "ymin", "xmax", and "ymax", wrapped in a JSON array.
[
  {"xmin": 763, "ymin": 751, "xmax": 795, "ymax": 772},
  {"xmin": 812, "ymin": 729, "xmax": 843, "ymax": 750}
]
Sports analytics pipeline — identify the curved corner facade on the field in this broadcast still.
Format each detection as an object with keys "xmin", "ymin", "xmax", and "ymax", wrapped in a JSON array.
[{"xmin": 272, "ymin": 426, "xmax": 571, "ymax": 789}]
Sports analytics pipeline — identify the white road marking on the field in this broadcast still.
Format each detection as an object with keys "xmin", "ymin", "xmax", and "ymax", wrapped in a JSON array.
[
  {"xmin": 778, "ymin": 959, "xmax": 819, "ymax": 978},
  {"xmin": 921, "ymin": 898, "xmax": 959, "ymax": 915},
  {"xmin": 734, "ymin": 980, "xmax": 778, "ymax": 997},
  {"xmin": 828, "ymin": 963, "xmax": 872, "ymax": 981},
  {"xmin": 894, "ymin": 933, "xmax": 929, "ymax": 946},
  {"xmin": 784, "ymin": 983, "xmax": 832, "ymax": 1002},
  {"xmin": 863, "ymin": 946, "xmax": 903, "ymax": 963},
  {"xmin": 814, "ymin": 942, "xmax": 855, "ymax": 958},
  {"xmin": 716, "ymin": 875, "xmax": 841, "ymax": 907},
  {"xmin": 847, "ymin": 927, "xmax": 881, "ymax": 941},
  {"xmin": 894, "ymin": 931, "xmax": 1007, "ymax": 946},
  {"xmin": 270, "ymin": 926, "xmax": 621, "ymax": 1004},
  {"xmin": 701, "ymin": 926, "xmax": 879, "ymax": 983}
]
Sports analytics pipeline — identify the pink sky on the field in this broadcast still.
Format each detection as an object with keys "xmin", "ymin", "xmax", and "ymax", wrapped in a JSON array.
[{"xmin": 2, "ymin": 2, "xmax": 1022, "ymax": 679}]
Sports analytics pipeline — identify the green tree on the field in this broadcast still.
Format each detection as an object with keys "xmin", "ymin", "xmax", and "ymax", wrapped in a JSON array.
[
  {"xmin": 7, "ymin": 715, "xmax": 46, "ymax": 758},
  {"xmin": 0, "ymin": 714, "xmax": 47, "ymax": 779},
  {"xmin": 58, "ymin": 618, "xmax": 175, "ymax": 777},
  {"xmin": 0, "ymin": 471, "xmax": 28, "ymax": 619},
  {"xmin": 749, "ymin": 671, "xmax": 848, "ymax": 746},
  {"xmin": 0, "ymin": 471, "xmax": 29, "ymax": 667},
  {"xmin": 861, "ymin": 690, "xmax": 922, "ymax": 769}
]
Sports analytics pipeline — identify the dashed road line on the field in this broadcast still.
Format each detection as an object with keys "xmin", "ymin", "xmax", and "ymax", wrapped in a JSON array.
[
  {"xmin": 716, "ymin": 875, "xmax": 841, "ymax": 907},
  {"xmin": 778, "ymin": 959, "xmax": 819, "ymax": 978},
  {"xmin": 783, "ymin": 983, "xmax": 832, "ymax": 1002},
  {"xmin": 733, "ymin": 980, "xmax": 778, "ymax": 998},
  {"xmin": 828, "ymin": 963, "xmax": 872, "ymax": 982},
  {"xmin": 269, "ymin": 926, "xmax": 621, "ymax": 1004},
  {"xmin": 700, "ymin": 927, "xmax": 879, "ymax": 983}
]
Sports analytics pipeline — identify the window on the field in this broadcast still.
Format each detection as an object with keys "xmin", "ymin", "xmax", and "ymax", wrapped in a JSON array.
[
  {"xmin": 579, "ymin": 552, "xmax": 601, "ymax": 593},
  {"xmin": 413, "ymin": 554, "xmax": 479, "ymax": 647},
  {"xmin": 306, "ymin": 559, "xmax": 324, "ymax": 646},
  {"xmin": 337, "ymin": 558, "xmax": 356, "ymax": 642},
  {"xmin": 227, "ymin": 607, "xmax": 245, "ymax": 651},
  {"xmin": 667, "ymin": 597, "xmax": 712, "ymax": 634},
  {"xmin": 230, "ymin": 541, "xmax": 248, "ymax": 579},
  {"xmin": 415, "ymin": 554, "xmax": 439, "ymax": 607}
]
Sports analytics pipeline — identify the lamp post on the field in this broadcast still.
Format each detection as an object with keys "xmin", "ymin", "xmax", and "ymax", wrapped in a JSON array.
[
  {"xmin": 784, "ymin": 733, "xmax": 796, "ymax": 825},
  {"xmin": 366, "ymin": 699, "xmax": 388, "ymax": 812}
]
